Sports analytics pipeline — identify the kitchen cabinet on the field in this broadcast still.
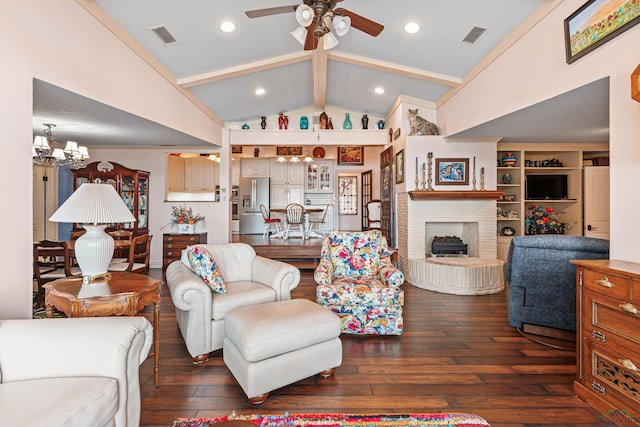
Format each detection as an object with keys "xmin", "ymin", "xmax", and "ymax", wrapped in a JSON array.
[
  {"xmin": 167, "ymin": 156, "xmax": 185, "ymax": 192},
  {"xmin": 271, "ymin": 184, "xmax": 303, "ymax": 209},
  {"xmin": 305, "ymin": 160, "xmax": 334, "ymax": 193},
  {"xmin": 573, "ymin": 259, "xmax": 640, "ymax": 424},
  {"xmin": 162, "ymin": 233, "xmax": 208, "ymax": 271},
  {"xmin": 231, "ymin": 159, "xmax": 240, "ymax": 186},
  {"xmin": 185, "ymin": 157, "xmax": 217, "ymax": 192},
  {"xmin": 73, "ymin": 161, "xmax": 149, "ymax": 234},
  {"xmin": 271, "ymin": 161, "xmax": 304, "ymax": 185},
  {"xmin": 241, "ymin": 158, "xmax": 270, "ymax": 177}
]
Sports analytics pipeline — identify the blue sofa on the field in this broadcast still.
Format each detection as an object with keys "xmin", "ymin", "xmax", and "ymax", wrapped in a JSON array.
[{"xmin": 505, "ymin": 235, "xmax": 609, "ymax": 332}]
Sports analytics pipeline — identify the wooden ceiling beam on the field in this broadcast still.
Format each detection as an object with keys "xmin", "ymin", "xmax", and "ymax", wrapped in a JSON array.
[{"xmin": 312, "ymin": 45, "xmax": 329, "ymax": 110}]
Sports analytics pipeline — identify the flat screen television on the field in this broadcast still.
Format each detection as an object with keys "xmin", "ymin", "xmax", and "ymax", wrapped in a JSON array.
[{"xmin": 525, "ymin": 174, "xmax": 568, "ymax": 200}]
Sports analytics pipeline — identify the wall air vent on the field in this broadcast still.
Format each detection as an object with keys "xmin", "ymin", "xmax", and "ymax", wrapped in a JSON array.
[
  {"xmin": 149, "ymin": 26, "xmax": 178, "ymax": 46},
  {"xmin": 462, "ymin": 26, "xmax": 487, "ymax": 44}
]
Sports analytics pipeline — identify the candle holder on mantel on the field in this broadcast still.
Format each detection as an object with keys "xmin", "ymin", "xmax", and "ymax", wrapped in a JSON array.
[
  {"xmin": 426, "ymin": 155, "xmax": 434, "ymax": 191},
  {"xmin": 421, "ymin": 167, "xmax": 427, "ymax": 191},
  {"xmin": 472, "ymin": 172, "xmax": 478, "ymax": 191},
  {"xmin": 480, "ymin": 168, "xmax": 486, "ymax": 191},
  {"xmin": 415, "ymin": 171, "xmax": 420, "ymax": 191}
]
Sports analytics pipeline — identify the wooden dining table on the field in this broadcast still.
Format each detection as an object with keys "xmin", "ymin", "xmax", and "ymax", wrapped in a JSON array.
[{"xmin": 270, "ymin": 207, "xmax": 323, "ymax": 239}]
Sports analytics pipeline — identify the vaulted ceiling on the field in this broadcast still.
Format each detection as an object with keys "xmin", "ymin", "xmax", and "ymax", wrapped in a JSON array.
[{"xmin": 32, "ymin": 0, "xmax": 609, "ymax": 146}]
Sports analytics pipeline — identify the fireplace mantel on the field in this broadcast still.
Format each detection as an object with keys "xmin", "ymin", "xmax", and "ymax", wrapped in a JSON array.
[{"xmin": 408, "ymin": 190, "xmax": 503, "ymax": 200}]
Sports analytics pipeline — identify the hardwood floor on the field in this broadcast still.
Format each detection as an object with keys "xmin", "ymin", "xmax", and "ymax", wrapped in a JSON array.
[{"xmin": 138, "ymin": 268, "xmax": 601, "ymax": 427}]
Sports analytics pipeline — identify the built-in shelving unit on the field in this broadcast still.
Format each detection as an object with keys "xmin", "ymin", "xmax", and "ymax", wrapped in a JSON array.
[{"xmin": 496, "ymin": 143, "xmax": 609, "ymax": 240}]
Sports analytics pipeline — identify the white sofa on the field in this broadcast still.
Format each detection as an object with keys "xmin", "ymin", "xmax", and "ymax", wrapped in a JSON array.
[
  {"xmin": 166, "ymin": 242, "xmax": 300, "ymax": 364},
  {"xmin": 0, "ymin": 316, "xmax": 152, "ymax": 427}
]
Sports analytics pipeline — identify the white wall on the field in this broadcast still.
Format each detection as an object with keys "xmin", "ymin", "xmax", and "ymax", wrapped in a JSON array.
[
  {"xmin": 438, "ymin": 0, "xmax": 640, "ymax": 262},
  {"xmin": 2, "ymin": 0, "xmax": 221, "ymax": 319}
]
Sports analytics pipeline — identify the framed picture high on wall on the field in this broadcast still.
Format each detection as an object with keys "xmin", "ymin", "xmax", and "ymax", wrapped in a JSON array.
[
  {"xmin": 435, "ymin": 158, "xmax": 469, "ymax": 185},
  {"xmin": 564, "ymin": 0, "xmax": 640, "ymax": 64},
  {"xmin": 337, "ymin": 146, "xmax": 364, "ymax": 165},
  {"xmin": 395, "ymin": 150, "xmax": 405, "ymax": 184}
]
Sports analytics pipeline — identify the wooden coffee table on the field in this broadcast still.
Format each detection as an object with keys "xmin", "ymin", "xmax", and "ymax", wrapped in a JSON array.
[{"xmin": 44, "ymin": 271, "xmax": 163, "ymax": 386}]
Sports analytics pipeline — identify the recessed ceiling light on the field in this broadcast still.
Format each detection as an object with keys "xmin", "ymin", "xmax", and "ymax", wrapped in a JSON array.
[
  {"xmin": 404, "ymin": 22, "xmax": 420, "ymax": 34},
  {"xmin": 374, "ymin": 87, "xmax": 385, "ymax": 94},
  {"xmin": 255, "ymin": 88, "xmax": 266, "ymax": 95},
  {"xmin": 220, "ymin": 21, "xmax": 236, "ymax": 33}
]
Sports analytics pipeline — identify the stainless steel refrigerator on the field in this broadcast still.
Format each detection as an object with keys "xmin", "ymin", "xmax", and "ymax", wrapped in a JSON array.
[{"xmin": 239, "ymin": 177, "xmax": 270, "ymax": 234}]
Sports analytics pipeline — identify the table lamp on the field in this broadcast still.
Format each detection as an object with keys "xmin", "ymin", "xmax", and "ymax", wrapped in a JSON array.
[{"xmin": 49, "ymin": 183, "xmax": 136, "ymax": 282}]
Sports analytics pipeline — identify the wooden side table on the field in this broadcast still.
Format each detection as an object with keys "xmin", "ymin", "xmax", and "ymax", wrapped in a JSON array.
[{"xmin": 44, "ymin": 271, "xmax": 163, "ymax": 386}]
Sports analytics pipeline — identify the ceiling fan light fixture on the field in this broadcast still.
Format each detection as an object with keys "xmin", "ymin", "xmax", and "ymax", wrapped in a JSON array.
[
  {"xmin": 290, "ymin": 25, "xmax": 308, "ymax": 46},
  {"xmin": 333, "ymin": 15, "xmax": 351, "ymax": 36},
  {"xmin": 295, "ymin": 4, "xmax": 314, "ymax": 27},
  {"xmin": 323, "ymin": 31, "xmax": 340, "ymax": 50}
]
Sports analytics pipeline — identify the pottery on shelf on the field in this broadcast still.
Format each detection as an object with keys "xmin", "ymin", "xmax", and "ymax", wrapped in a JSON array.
[
  {"xmin": 300, "ymin": 116, "xmax": 309, "ymax": 130},
  {"xmin": 502, "ymin": 152, "xmax": 517, "ymax": 167},
  {"xmin": 343, "ymin": 113, "xmax": 352, "ymax": 130},
  {"xmin": 260, "ymin": 116, "xmax": 267, "ymax": 130},
  {"xmin": 319, "ymin": 112, "xmax": 328, "ymax": 129},
  {"xmin": 377, "ymin": 120, "xmax": 385, "ymax": 129},
  {"xmin": 242, "ymin": 123, "xmax": 249, "ymax": 130},
  {"xmin": 254, "ymin": 147, "xmax": 259, "ymax": 157},
  {"xmin": 283, "ymin": 115, "xmax": 289, "ymax": 130},
  {"xmin": 278, "ymin": 113, "xmax": 285, "ymax": 130},
  {"xmin": 361, "ymin": 114, "xmax": 368, "ymax": 129},
  {"xmin": 327, "ymin": 118, "xmax": 334, "ymax": 129}
]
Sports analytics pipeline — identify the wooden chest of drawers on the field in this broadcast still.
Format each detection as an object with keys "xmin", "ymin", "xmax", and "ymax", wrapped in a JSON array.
[
  {"xmin": 573, "ymin": 259, "xmax": 640, "ymax": 426},
  {"xmin": 162, "ymin": 233, "xmax": 207, "ymax": 271}
]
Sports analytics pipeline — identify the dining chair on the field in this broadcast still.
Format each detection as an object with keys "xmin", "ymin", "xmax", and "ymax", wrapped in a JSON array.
[
  {"xmin": 260, "ymin": 204, "xmax": 282, "ymax": 239},
  {"xmin": 366, "ymin": 199, "xmax": 381, "ymax": 230},
  {"xmin": 284, "ymin": 203, "xmax": 305, "ymax": 240},
  {"xmin": 108, "ymin": 229, "xmax": 133, "ymax": 263},
  {"xmin": 308, "ymin": 204, "xmax": 330, "ymax": 237},
  {"xmin": 108, "ymin": 234, "xmax": 153, "ymax": 274},
  {"xmin": 33, "ymin": 240, "xmax": 79, "ymax": 308}
]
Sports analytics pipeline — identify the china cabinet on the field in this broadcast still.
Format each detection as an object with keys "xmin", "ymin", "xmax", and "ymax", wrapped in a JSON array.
[
  {"xmin": 73, "ymin": 161, "xmax": 149, "ymax": 234},
  {"xmin": 305, "ymin": 160, "xmax": 334, "ymax": 193}
]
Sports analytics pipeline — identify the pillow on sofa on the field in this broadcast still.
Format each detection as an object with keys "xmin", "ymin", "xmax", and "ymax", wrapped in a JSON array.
[
  {"xmin": 184, "ymin": 245, "xmax": 226, "ymax": 294},
  {"xmin": 328, "ymin": 232, "xmax": 380, "ymax": 276}
]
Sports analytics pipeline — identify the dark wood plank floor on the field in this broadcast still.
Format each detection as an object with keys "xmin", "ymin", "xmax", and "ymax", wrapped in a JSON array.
[{"xmin": 138, "ymin": 268, "xmax": 601, "ymax": 427}]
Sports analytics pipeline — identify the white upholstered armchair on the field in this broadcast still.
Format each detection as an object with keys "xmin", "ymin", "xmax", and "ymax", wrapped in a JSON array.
[
  {"xmin": 0, "ymin": 316, "xmax": 152, "ymax": 427},
  {"xmin": 166, "ymin": 243, "xmax": 300, "ymax": 364}
]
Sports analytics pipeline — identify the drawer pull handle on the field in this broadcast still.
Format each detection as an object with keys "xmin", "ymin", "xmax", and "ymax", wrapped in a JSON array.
[
  {"xmin": 167, "ymin": 244, "xmax": 173, "ymax": 248},
  {"xmin": 618, "ymin": 359, "xmax": 639, "ymax": 372},
  {"xmin": 596, "ymin": 276, "xmax": 614, "ymax": 288},
  {"xmin": 619, "ymin": 303, "xmax": 639, "ymax": 315},
  {"xmin": 167, "ymin": 251, "xmax": 173, "ymax": 256},
  {"xmin": 592, "ymin": 330, "xmax": 606, "ymax": 342},
  {"xmin": 591, "ymin": 381, "xmax": 606, "ymax": 395},
  {"xmin": 167, "ymin": 237, "xmax": 173, "ymax": 241},
  {"xmin": 189, "ymin": 237, "xmax": 196, "ymax": 241}
]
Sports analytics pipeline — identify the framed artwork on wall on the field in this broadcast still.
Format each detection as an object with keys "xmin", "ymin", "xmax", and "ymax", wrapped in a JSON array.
[
  {"xmin": 435, "ymin": 158, "xmax": 469, "ymax": 185},
  {"xmin": 395, "ymin": 150, "xmax": 405, "ymax": 184},
  {"xmin": 337, "ymin": 146, "xmax": 364, "ymax": 165},
  {"xmin": 564, "ymin": 0, "xmax": 640, "ymax": 64},
  {"xmin": 338, "ymin": 176, "xmax": 358, "ymax": 215},
  {"xmin": 276, "ymin": 146, "xmax": 302, "ymax": 156},
  {"xmin": 231, "ymin": 146, "xmax": 243, "ymax": 154}
]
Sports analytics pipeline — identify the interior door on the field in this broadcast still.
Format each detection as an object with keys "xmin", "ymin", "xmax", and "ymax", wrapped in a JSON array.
[
  {"xmin": 583, "ymin": 166, "xmax": 610, "ymax": 239},
  {"xmin": 380, "ymin": 146, "xmax": 394, "ymax": 245}
]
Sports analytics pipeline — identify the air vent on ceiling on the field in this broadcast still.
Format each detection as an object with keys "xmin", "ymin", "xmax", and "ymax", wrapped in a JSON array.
[
  {"xmin": 462, "ymin": 26, "xmax": 487, "ymax": 44},
  {"xmin": 149, "ymin": 26, "xmax": 178, "ymax": 46}
]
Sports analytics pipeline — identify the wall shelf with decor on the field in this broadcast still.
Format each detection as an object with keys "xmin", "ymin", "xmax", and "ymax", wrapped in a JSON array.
[{"xmin": 496, "ymin": 143, "xmax": 609, "ymax": 241}]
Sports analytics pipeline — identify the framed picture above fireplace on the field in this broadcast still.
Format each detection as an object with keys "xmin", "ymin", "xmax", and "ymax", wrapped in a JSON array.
[{"xmin": 435, "ymin": 158, "xmax": 469, "ymax": 185}]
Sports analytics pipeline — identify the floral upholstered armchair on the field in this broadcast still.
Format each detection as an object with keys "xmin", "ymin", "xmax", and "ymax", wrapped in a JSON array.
[{"xmin": 314, "ymin": 230, "xmax": 405, "ymax": 335}]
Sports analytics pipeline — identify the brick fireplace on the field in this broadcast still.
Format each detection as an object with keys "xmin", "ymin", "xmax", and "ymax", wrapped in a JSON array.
[{"xmin": 396, "ymin": 191, "xmax": 502, "ymax": 292}]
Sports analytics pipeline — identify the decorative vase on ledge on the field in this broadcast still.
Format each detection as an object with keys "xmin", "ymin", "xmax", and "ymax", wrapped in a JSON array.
[
  {"xmin": 502, "ymin": 152, "xmax": 517, "ymax": 167},
  {"xmin": 343, "ymin": 113, "xmax": 352, "ymax": 130}
]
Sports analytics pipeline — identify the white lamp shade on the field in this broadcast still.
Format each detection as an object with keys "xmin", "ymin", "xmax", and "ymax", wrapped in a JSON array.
[
  {"xmin": 290, "ymin": 26, "xmax": 308, "ymax": 45},
  {"xmin": 333, "ymin": 15, "xmax": 351, "ymax": 36},
  {"xmin": 49, "ymin": 183, "xmax": 136, "ymax": 225},
  {"xmin": 295, "ymin": 4, "xmax": 314, "ymax": 27},
  {"xmin": 64, "ymin": 140, "xmax": 78, "ymax": 154},
  {"xmin": 33, "ymin": 135, "xmax": 50, "ymax": 149},
  {"xmin": 78, "ymin": 146, "xmax": 90, "ymax": 159},
  {"xmin": 323, "ymin": 31, "xmax": 340, "ymax": 50},
  {"xmin": 52, "ymin": 148, "xmax": 67, "ymax": 160}
]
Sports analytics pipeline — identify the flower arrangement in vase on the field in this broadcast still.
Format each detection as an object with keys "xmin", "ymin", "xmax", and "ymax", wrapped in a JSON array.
[
  {"xmin": 525, "ymin": 205, "xmax": 566, "ymax": 235},
  {"xmin": 171, "ymin": 205, "xmax": 205, "ymax": 233}
]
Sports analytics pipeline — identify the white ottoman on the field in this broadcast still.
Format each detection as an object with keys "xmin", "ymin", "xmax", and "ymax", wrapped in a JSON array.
[{"xmin": 223, "ymin": 299, "xmax": 342, "ymax": 404}]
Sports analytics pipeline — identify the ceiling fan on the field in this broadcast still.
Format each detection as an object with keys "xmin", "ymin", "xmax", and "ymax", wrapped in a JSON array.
[{"xmin": 245, "ymin": 0, "xmax": 384, "ymax": 50}]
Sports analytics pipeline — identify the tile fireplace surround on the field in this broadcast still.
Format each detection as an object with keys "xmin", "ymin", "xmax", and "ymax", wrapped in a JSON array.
[{"xmin": 396, "ymin": 191, "xmax": 502, "ymax": 293}]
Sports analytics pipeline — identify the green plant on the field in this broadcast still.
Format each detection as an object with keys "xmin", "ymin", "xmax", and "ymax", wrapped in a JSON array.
[{"xmin": 171, "ymin": 205, "xmax": 205, "ymax": 224}]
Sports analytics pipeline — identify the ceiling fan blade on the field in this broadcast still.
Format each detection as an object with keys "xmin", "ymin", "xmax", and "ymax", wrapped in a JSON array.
[
  {"xmin": 245, "ymin": 4, "xmax": 298, "ymax": 19},
  {"xmin": 341, "ymin": 9, "xmax": 384, "ymax": 36},
  {"xmin": 304, "ymin": 22, "xmax": 318, "ymax": 50}
]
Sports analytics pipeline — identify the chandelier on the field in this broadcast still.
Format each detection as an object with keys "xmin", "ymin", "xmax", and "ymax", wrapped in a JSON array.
[
  {"xmin": 290, "ymin": 2, "xmax": 351, "ymax": 50},
  {"xmin": 32, "ymin": 124, "xmax": 90, "ymax": 169}
]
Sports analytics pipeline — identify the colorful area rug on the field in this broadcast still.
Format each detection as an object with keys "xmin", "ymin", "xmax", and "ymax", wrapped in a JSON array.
[{"xmin": 173, "ymin": 413, "xmax": 491, "ymax": 427}]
